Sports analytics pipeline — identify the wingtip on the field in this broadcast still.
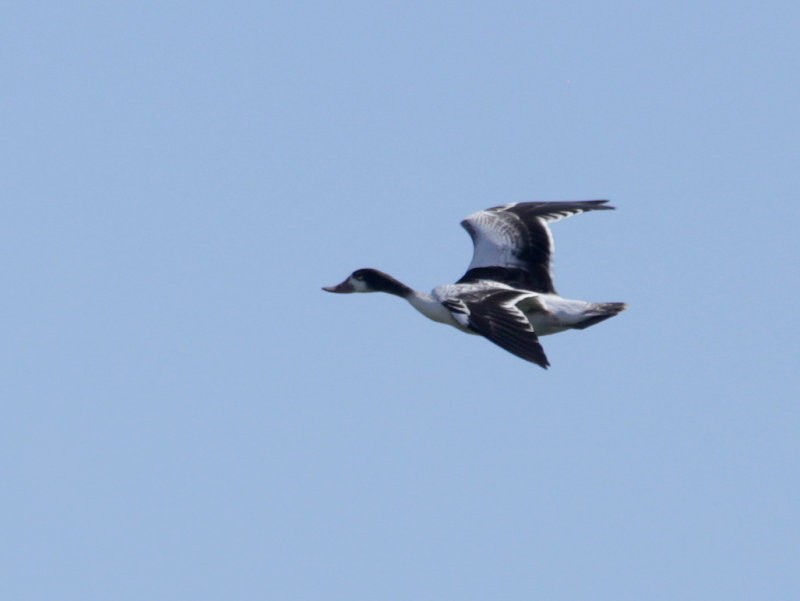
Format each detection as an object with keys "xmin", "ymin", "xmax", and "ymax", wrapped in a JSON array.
[
  {"xmin": 590, "ymin": 199, "xmax": 615, "ymax": 210},
  {"xmin": 530, "ymin": 352, "xmax": 551, "ymax": 369}
]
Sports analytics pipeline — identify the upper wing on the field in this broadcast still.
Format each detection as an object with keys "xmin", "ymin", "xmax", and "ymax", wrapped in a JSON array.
[
  {"xmin": 457, "ymin": 200, "xmax": 614, "ymax": 293},
  {"xmin": 443, "ymin": 288, "xmax": 550, "ymax": 368}
]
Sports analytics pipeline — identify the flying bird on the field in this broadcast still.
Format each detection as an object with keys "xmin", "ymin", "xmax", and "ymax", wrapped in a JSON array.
[{"xmin": 323, "ymin": 200, "xmax": 626, "ymax": 368}]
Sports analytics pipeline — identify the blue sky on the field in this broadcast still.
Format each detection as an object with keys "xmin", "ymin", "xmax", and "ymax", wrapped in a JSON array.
[{"xmin": 3, "ymin": 2, "xmax": 799, "ymax": 600}]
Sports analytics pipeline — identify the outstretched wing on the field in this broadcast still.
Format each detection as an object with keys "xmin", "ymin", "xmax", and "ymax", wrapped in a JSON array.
[
  {"xmin": 443, "ymin": 288, "xmax": 550, "ymax": 368},
  {"xmin": 458, "ymin": 200, "xmax": 614, "ymax": 293}
]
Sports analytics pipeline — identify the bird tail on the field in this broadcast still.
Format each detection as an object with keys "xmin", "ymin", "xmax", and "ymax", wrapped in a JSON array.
[{"xmin": 570, "ymin": 302, "xmax": 627, "ymax": 330}]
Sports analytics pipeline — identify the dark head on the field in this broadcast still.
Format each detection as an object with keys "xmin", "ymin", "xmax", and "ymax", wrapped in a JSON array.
[{"xmin": 322, "ymin": 268, "xmax": 411, "ymax": 297}]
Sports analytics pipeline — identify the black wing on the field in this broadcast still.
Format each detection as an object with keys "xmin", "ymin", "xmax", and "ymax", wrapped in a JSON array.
[
  {"xmin": 443, "ymin": 289, "xmax": 550, "ymax": 369},
  {"xmin": 458, "ymin": 200, "xmax": 614, "ymax": 293}
]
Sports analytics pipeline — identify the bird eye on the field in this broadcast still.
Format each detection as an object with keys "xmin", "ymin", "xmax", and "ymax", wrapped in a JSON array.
[{"xmin": 353, "ymin": 272, "xmax": 364, "ymax": 280}]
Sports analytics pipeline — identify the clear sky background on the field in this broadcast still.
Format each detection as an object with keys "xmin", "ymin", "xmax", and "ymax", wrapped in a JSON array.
[{"xmin": 3, "ymin": 2, "xmax": 799, "ymax": 600}]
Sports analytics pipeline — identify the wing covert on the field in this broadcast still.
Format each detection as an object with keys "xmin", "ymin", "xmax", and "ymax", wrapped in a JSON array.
[
  {"xmin": 443, "ymin": 289, "xmax": 550, "ymax": 368},
  {"xmin": 458, "ymin": 200, "xmax": 613, "ymax": 293}
]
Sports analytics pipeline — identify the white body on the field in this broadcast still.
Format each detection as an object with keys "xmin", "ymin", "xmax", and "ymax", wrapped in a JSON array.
[{"xmin": 407, "ymin": 282, "xmax": 595, "ymax": 336}]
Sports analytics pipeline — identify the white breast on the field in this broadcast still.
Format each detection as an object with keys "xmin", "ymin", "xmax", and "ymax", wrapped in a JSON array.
[{"xmin": 406, "ymin": 290, "xmax": 463, "ymax": 328}]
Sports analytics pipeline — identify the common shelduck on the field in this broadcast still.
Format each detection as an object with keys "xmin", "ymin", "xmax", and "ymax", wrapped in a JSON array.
[{"xmin": 323, "ymin": 200, "xmax": 626, "ymax": 368}]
